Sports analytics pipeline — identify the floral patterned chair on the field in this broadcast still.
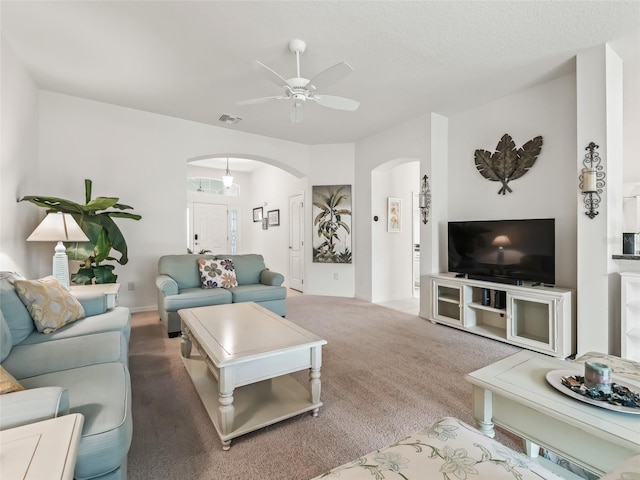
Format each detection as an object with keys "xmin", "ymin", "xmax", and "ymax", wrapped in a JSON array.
[{"xmin": 311, "ymin": 416, "xmax": 639, "ymax": 480}]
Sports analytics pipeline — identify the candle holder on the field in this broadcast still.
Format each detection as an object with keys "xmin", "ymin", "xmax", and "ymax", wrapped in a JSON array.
[
  {"xmin": 579, "ymin": 142, "xmax": 605, "ymax": 219},
  {"xmin": 418, "ymin": 175, "xmax": 431, "ymax": 224}
]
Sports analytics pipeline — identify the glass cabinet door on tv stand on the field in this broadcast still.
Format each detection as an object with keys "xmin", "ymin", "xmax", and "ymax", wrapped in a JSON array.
[{"xmin": 428, "ymin": 274, "xmax": 575, "ymax": 358}]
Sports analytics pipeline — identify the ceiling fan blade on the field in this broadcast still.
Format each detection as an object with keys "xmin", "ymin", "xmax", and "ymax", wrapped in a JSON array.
[
  {"xmin": 252, "ymin": 60, "xmax": 291, "ymax": 88},
  {"xmin": 290, "ymin": 101, "xmax": 304, "ymax": 124},
  {"xmin": 312, "ymin": 94, "xmax": 360, "ymax": 111},
  {"xmin": 236, "ymin": 95, "xmax": 286, "ymax": 106},
  {"xmin": 308, "ymin": 62, "xmax": 354, "ymax": 91}
]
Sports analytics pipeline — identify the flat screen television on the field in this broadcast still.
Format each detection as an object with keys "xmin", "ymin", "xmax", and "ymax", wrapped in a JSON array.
[{"xmin": 448, "ymin": 218, "xmax": 555, "ymax": 285}]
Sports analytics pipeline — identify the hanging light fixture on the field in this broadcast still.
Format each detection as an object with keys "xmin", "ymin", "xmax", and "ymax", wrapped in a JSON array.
[{"xmin": 222, "ymin": 157, "xmax": 234, "ymax": 189}]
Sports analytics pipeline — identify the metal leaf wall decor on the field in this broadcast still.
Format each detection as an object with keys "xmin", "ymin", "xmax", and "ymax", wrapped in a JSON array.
[{"xmin": 474, "ymin": 134, "xmax": 543, "ymax": 195}]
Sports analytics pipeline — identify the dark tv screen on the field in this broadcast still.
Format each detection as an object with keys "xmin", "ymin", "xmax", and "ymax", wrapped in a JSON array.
[{"xmin": 448, "ymin": 219, "xmax": 555, "ymax": 285}]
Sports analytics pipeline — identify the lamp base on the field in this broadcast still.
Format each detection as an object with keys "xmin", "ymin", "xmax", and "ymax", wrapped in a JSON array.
[{"xmin": 53, "ymin": 241, "xmax": 70, "ymax": 288}]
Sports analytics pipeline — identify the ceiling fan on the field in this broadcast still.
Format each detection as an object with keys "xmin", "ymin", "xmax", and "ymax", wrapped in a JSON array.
[{"xmin": 237, "ymin": 39, "xmax": 360, "ymax": 124}]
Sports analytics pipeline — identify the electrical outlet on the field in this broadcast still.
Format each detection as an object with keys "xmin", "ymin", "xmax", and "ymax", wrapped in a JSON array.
[
  {"xmin": 128, "ymin": 281, "xmax": 135, "ymax": 291},
  {"xmin": 333, "ymin": 273, "xmax": 339, "ymax": 280}
]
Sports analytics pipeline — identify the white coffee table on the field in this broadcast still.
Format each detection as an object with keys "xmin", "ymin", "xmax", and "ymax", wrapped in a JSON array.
[
  {"xmin": 179, "ymin": 302, "xmax": 327, "ymax": 450},
  {"xmin": 465, "ymin": 350, "xmax": 640, "ymax": 477}
]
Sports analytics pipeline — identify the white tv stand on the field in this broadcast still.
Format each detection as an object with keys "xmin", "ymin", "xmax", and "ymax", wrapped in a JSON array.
[{"xmin": 429, "ymin": 273, "xmax": 575, "ymax": 358}]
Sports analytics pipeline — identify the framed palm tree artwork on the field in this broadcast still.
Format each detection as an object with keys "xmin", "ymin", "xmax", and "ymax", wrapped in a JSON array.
[{"xmin": 312, "ymin": 185, "xmax": 352, "ymax": 263}]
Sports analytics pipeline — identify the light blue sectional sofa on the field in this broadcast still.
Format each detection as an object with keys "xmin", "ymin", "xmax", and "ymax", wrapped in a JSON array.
[
  {"xmin": 0, "ymin": 272, "xmax": 132, "ymax": 480},
  {"xmin": 156, "ymin": 253, "xmax": 286, "ymax": 337}
]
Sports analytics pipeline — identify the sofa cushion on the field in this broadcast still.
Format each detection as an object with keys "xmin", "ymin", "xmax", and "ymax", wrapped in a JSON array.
[
  {"xmin": 3, "ymin": 331, "xmax": 128, "ymax": 380},
  {"xmin": 0, "ymin": 365, "xmax": 24, "ymax": 394},
  {"xmin": 19, "ymin": 362, "xmax": 132, "ymax": 480},
  {"xmin": 164, "ymin": 287, "xmax": 232, "ymax": 313},
  {"xmin": 14, "ymin": 276, "xmax": 85, "ymax": 333},
  {"xmin": 228, "ymin": 284, "xmax": 287, "ymax": 303},
  {"xmin": 73, "ymin": 291, "xmax": 108, "ymax": 316},
  {"xmin": 0, "ymin": 311, "xmax": 12, "ymax": 362},
  {"xmin": 18, "ymin": 306, "xmax": 131, "ymax": 345},
  {"xmin": 0, "ymin": 272, "xmax": 36, "ymax": 344},
  {"xmin": 159, "ymin": 254, "xmax": 216, "ymax": 289}
]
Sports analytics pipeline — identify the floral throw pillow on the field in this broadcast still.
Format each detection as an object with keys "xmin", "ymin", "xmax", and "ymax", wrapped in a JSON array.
[
  {"xmin": 217, "ymin": 258, "xmax": 238, "ymax": 288},
  {"xmin": 14, "ymin": 276, "xmax": 85, "ymax": 333},
  {"xmin": 198, "ymin": 258, "xmax": 223, "ymax": 289},
  {"xmin": 197, "ymin": 258, "xmax": 238, "ymax": 289}
]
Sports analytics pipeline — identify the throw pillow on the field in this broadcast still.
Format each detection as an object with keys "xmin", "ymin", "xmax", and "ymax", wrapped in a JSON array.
[
  {"xmin": 0, "ymin": 365, "xmax": 24, "ymax": 394},
  {"xmin": 217, "ymin": 258, "xmax": 238, "ymax": 288},
  {"xmin": 198, "ymin": 258, "xmax": 223, "ymax": 289},
  {"xmin": 14, "ymin": 276, "xmax": 85, "ymax": 333}
]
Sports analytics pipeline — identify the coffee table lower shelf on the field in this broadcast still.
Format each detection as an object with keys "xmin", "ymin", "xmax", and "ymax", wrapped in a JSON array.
[{"xmin": 182, "ymin": 354, "xmax": 322, "ymax": 446}]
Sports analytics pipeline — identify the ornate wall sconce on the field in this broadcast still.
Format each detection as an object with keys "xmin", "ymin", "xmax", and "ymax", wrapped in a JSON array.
[
  {"xmin": 418, "ymin": 174, "xmax": 431, "ymax": 224},
  {"xmin": 579, "ymin": 142, "xmax": 606, "ymax": 219}
]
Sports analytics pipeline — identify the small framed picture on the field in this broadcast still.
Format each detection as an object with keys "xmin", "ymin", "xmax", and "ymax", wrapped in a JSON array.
[
  {"xmin": 267, "ymin": 209, "xmax": 280, "ymax": 226},
  {"xmin": 387, "ymin": 197, "xmax": 401, "ymax": 233},
  {"xmin": 253, "ymin": 207, "xmax": 263, "ymax": 222},
  {"xmin": 262, "ymin": 218, "xmax": 269, "ymax": 230}
]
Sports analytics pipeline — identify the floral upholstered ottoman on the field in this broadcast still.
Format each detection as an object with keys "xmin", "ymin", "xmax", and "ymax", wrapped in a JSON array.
[{"xmin": 312, "ymin": 417, "xmax": 565, "ymax": 479}]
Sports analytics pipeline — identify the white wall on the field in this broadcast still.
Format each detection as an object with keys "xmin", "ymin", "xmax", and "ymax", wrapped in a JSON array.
[
  {"xmin": 241, "ymin": 163, "xmax": 306, "ymax": 286},
  {"xmin": 448, "ymin": 73, "xmax": 578, "ymax": 289},
  {"xmin": 0, "ymin": 38, "xmax": 41, "ymax": 275},
  {"xmin": 371, "ymin": 161, "xmax": 420, "ymax": 302},
  {"xmin": 306, "ymin": 144, "xmax": 356, "ymax": 297},
  {"xmin": 354, "ymin": 114, "xmax": 431, "ymax": 301},
  {"xmin": 32, "ymin": 91, "xmax": 313, "ymax": 310}
]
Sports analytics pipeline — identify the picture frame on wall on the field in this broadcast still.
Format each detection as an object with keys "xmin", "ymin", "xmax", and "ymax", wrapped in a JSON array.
[
  {"xmin": 268, "ymin": 209, "xmax": 280, "ymax": 226},
  {"xmin": 253, "ymin": 207, "xmax": 263, "ymax": 222},
  {"xmin": 312, "ymin": 185, "xmax": 352, "ymax": 264},
  {"xmin": 388, "ymin": 197, "xmax": 401, "ymax": 233}
]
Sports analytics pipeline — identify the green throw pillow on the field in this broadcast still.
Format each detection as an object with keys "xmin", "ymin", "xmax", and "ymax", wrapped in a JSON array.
[{"xmin": 14, "ymin": 276, "xmax": 85, "ymax": 333}]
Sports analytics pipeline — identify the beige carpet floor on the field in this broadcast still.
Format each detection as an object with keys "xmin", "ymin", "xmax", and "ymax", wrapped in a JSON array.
[{"xmin": 127, "ymin": 295, "xmax": 522, "ymax": 479}]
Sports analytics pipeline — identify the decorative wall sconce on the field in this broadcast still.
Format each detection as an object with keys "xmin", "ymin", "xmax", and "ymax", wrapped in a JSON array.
[
  {"xmin": 418, "ymin": 174, "xmax": 431, "ymax": 224},
  {"xmin": 579, "ymin": 142, "xmax": 606, "ymax": 219}
]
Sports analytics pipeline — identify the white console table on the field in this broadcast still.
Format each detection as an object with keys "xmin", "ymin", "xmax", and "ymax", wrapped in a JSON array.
[
  {"xmin": 0, "ymin": 414, "xmax": 84, "ymax": 480},
  {"xmin": 429, "ymin": 274, "xmax": 575, "ymax": 358}
]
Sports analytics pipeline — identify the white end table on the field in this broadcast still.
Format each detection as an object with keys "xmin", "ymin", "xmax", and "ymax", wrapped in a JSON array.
[
  {"xmin": 0, "ymin": 414, "xmax": 84, "ymax": 480},
  {"xmin": 70, "ymin": 283, "xmax": 120, "ymax": 309}
]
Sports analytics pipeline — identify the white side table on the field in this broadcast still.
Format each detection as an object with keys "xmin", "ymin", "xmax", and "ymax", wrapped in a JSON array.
[
  {"xmin": 0, "ymin": 414, "xmax": 84, "ymax": 480},
  {"xmin": 70, "ymin": 283, "xmax": 120, "ymax": 309}
]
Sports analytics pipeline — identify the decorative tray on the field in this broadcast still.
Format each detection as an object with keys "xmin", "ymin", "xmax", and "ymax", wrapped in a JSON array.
[{"xmin": 546, "ymin": 369, "xmax": 640, "ymax": 415}]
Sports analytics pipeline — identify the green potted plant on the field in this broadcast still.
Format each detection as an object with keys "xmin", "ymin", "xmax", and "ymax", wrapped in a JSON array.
[{"xmin": 20, "ymin": 179, "xmax": 141, "ymax": 284}]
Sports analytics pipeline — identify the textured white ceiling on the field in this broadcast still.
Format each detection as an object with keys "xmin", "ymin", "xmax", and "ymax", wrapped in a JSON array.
[{"xmin": 2, "ymin": 1, "xmax": 639, "ymax": 145}]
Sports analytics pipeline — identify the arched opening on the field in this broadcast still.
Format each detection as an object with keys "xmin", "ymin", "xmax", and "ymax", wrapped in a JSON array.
[
  {"xmin": 371, "ymin": 158, "xmax": 421, "ymax": 314},
  {"xmin": 185, "ymin": 154, "xmax": 307, "ymax": 290}
]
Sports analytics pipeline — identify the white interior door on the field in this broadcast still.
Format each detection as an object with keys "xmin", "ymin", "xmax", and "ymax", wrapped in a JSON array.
[
  {"xmin": 289, "ymin": 193, "xmax": 305, "ymax": 292},
  {"xmin": 193, "ymin": 202, "xmax": 228, "ymax": 254}
]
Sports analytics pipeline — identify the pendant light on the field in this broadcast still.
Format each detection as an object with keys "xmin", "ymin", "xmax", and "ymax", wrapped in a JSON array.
[{"xmin": 222, "ymin": 157, "xmax": 234, "ymax": 188}]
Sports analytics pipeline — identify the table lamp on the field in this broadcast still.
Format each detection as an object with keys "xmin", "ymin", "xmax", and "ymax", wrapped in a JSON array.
[{"xmin": 27, "ymin": 212, "xmax": 89, "ymax": 288}]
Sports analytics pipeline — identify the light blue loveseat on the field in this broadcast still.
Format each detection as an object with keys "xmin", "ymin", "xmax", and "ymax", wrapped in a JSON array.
[
  {"xmin": 0, "ymin": 272, "xmax": 132, "ymax": 480},
  {"xmin": 155, "ymin": 253, "xmax": 286, "ymax": 337}
]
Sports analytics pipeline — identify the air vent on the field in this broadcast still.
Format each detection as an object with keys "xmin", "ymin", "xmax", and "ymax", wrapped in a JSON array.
[{"xmin": 219, "ymin": 114, "xmax": 243, "ymax": 124}]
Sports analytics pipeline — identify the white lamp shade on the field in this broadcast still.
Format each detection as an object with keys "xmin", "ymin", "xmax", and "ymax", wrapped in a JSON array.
[
  {"xmin": 492, "ymin": 235, "xmax": 512, "ymax": 247},
  {"xmin": 27, "ymin": 213, "xmax": 89, "ymax": 242}
]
